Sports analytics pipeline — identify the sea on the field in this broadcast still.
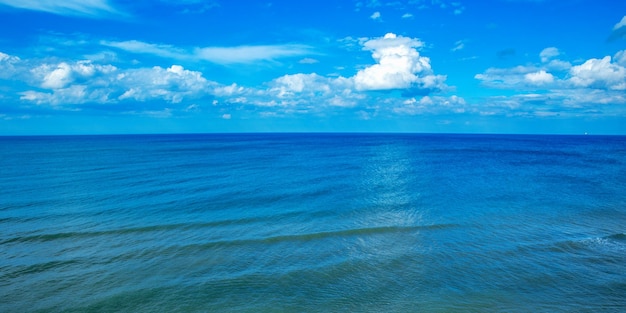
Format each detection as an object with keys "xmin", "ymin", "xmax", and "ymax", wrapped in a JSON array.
[{"xmin": 1, "ymin": 133, "xmax": 625, "ymax": 312}]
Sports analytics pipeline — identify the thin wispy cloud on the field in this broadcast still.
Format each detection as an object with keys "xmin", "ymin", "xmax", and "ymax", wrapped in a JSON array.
[
  {"xmin": 102, "ymin": 40, "xmax": 314, "ymax": 64},
  {"xmin": 0, "ymin": 0, "xmax": 121, "ymax": 17}
]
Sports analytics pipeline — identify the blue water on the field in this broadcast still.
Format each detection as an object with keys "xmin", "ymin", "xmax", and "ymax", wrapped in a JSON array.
[{"xmin": 1, "ymin": 133, "xmax": 625, "ymax": 312}]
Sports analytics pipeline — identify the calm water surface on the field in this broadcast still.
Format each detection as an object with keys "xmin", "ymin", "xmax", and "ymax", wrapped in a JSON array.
[{"xmin": 1, "ymin": 133, "xmax": 625, "ymax": 312}]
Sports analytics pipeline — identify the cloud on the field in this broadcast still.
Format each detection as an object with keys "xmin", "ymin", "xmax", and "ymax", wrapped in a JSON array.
[
  {"xmin": 4, "ymin": 33, "xmax": 461, "ymax": 119},
  {"xmin": 524, "ymin": 70, "xmax": 554, "ymax": 85},
  {"xmin": 539, "ymin": 47, "xmax": 559, "ymax": 63},
  {"xmin": 103, "ymin": 40, "xmax": 314, "ymax": 64},
  {"xmin": 194, "ymin": 44, "xmax": 312, "ymax": 64},
  {"xmin": 451, "ymin": 40, "xmax": 465, "ymax": 52},
  {"xmin": 370, "ymin": 11, "xmax": 381, "ymax": 20},
  {"xmin": 609, "ymin": 16, "xmax": 626, "ymax": 41},
  {"xmin": 615, "ymin": 50, "xmax": 626, "ymax": 66},
  {"xmin": 20, "ymin": 59, "xmax": 215, "ymax": 107},
  {"xmin": 402, "ymin": 13, "xmax": 413, "ymax": 19},
  {"xmin": 0, "ymin": 0, "xmax": 120, "ymax": 17},
  {"xmin": 615, "ymin": 16, "xmax": 626, "ymax": 30},
  {"xmin": 299, "ymin": 58, "xmax": 319, "ymax": 64},
  {"xmin": 475, "ymin": 47, "xmax": 626, "ymax": 116},
  {"xmin": 30, "ymin": 60, "xmax": 117, "ymax": 90},
  {"xmin": 101, "ymin": 40, "xmax": 185, "ymax": 59},
  {"xmin": 353, "ymin": 33, "xmax": 447, "ymax": 93},
  {"xmin": 0, "ymin": 51, "xmax": 20, "ymax": 79},
  {"xmin": 569, "ymin": 56, "xmax": 626, "ymax": 90}
]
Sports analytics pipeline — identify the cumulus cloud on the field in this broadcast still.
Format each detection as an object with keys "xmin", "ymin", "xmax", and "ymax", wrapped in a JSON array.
[
  {"xmin": 569, "ymin": 56, "xmax": 626, "ymax": 90},
  {"xmin": 524, "ymin": 70, "xmax": 554, "ymax": 85},
  {"xmin": 5, "ymin": 33, "xmax": 461, "ymax": 118},
  {"xmin": 20, "ymin": 59, "xmax": 214, "ymax": 106},
  {"xmin": 475, "ymin": 46, "xmax": 626, "ymax": 115},
  {"xmin": 117, "ymin": 65, "xmax": 212, "ymax": 103},
  {"xmin": 0, "ymin": 0, "xmax": 120, "ymax": 17},
  {"xmin": 353, "ymin": 33, "xmax": 446, "ymax": 93},
  {"xmin": 102, "ymin": 40, "xmax": 314, "ymax": 64},
  {"xmin": 370, "ymin": 11, "xmax": 381, "ymax": 20},
  {"xmin": 31, "ymin": 61, "xmax": 116, "ymax": 90}
]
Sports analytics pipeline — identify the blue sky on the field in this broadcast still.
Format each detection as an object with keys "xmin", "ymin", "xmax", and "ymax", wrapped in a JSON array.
[{"xmin": 0, "ymin": 0, "xmax": 625, "ymax": 134}]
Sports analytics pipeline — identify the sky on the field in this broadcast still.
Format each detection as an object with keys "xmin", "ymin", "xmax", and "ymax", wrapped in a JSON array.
[{"xmin": 0, "ymin": 0, "xmax": 625, "ymax": 135}]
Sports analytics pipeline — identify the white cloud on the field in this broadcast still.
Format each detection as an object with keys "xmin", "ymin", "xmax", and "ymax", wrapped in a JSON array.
[
  {"xmin": 20, "ymin": 59, "xmax": 214, "ymax": 106},
  {"xmin": 393, "ymin": 95, "xmax": 466, "ymax": 115},
  {"xmin": 299, "ymin": 58, "xmax": 319, "ymax": 64},
  {"xmin": 222, "ymin": 113, "xmax": 231, "ymax": 119},
  {"xmin": 475, "ymin": 47, "xmax": 626, "ymax": 116},
  {"xmin": 194, "ymin": 45, "xmax": 313, "ymax": 64},
  {"xmin": 569, "ymin": 56, "xmax": 626, "ymax": 90},
  {"xmin": 353, "ymin": 33, "xmax": 446, "ymax": 92},
  {"xmin": 475, "ymin": 65, "xmax": 539, "ymax": 88},
  {"xmin": 31, "ymin": 60, "xmax": 116, "ymax": 90},
  {"xmin": 6, "ymin": 33, "xmax": 461, "ymax": 118},
  {"xmin": 539, "ymin": 47, "xmax": 559, "ymax": 63},
  {"xmin": 524, "ymin": 70, "xmax": 554, "ymax": 85},
  {"xmin": 614, "ymin": 16, "xmax": 626, "ymax": 30},
  {"xmin": 402, "ymin": 13, "xmax": 413, "ymax": 19},
  {"xmin": 0, "ymin": 51, "xmax": 20, "ymax": 79},
  {"xmin": 614, "ymin": 50, "xmax": 626, "ymax": 66},
  {"xmin": 103, "ymin": 40, "xmax": 314, "ymax": 64},
  {"xmin": 118, "ymin": 65, "xmax": 211, "ymax": 103},
  {"xmin": 101, "ymin": 40, "xmax": 185, "ymax": 59},
  {"xmin": 0, "ymin": 0, "xmax": 120, "ymax": 17},
  {"xmin": 451, "ymin": 40, "xmax": 464, "ymax": 52},
  {"xmin": 370, "ymin": 11, "xmax": 381, "ymax": 20}
]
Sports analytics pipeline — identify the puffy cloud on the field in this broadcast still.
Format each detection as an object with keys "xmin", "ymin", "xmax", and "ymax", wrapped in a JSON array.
[
  {"xmin": 524, "ymin": 70, "xmax": 554, "ymax": 85},
  {"xmin": 393, "ymin": 95, "xmax": 466, "ymax": 115},
  {"xmin": 370, "ymin": 11, "xmax": 381, "ymax": 20},
  {"xmin": 117, "ymin": 65, "xmax": 211, "ymax": 103},
  {"xmin": 21, "ymin": 61, "xmax": 213, "ymax": 106},
  {"xmin": 475, "ymin": 47, "xmax": 626, "ymax": 116},
  {"xmin": 31, "ymin": 61, "xmax": 116, "ymax": 90},
  {"xmin": 0, "ymin": 0, "xmax": 120, "ymax": 17},
  {"xmin": 569, "ymin": 56, "xmax": 626, "ymax": 90},
  {"xmin": 353, "ymin": 33, "xmax": 446, "ymax": 92}
]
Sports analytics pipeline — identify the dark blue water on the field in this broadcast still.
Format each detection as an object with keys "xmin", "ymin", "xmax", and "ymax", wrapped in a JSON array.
[{"xmin": 1, "ymin": 133, "xmax": 625, "ymax": 312}]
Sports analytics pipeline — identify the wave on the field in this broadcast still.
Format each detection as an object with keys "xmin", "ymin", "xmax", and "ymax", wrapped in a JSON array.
[{"xmin": 548, "ymin": 233, "xmax": 626, "ymax": 253}]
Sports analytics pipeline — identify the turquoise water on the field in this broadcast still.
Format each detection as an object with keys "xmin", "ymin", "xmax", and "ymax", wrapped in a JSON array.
[{"xmin": 1, "ymin": 133, "xmax": 625, "ymax": 312}]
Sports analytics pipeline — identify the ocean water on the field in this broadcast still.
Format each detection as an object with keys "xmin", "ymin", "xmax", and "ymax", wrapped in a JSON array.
[{"xmin": 1, "ymin": 133, "xmax": 625, "ymax": 312}]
